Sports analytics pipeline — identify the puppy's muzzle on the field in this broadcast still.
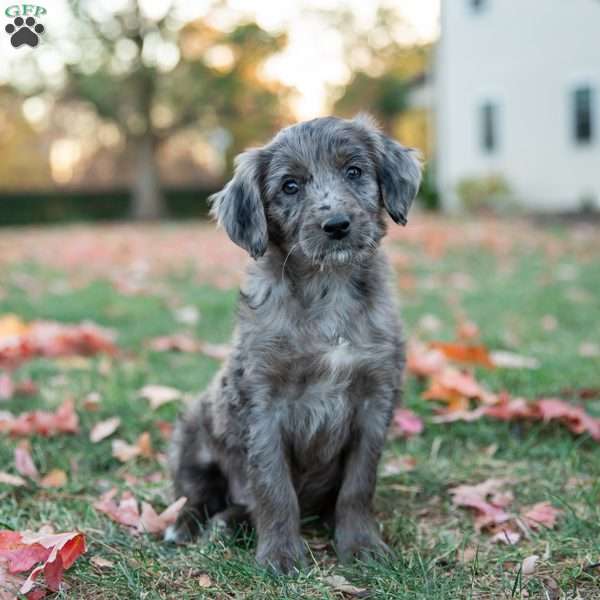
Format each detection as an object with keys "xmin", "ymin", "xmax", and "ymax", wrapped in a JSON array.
[{"xmin": 322, "ymin": 213, "xmax": 351, "ymax": 240}]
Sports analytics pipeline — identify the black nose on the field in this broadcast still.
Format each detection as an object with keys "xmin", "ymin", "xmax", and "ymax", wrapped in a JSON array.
[{"xmin": 322, "ymin": 214, "xmax": 351, "ymax": 239}]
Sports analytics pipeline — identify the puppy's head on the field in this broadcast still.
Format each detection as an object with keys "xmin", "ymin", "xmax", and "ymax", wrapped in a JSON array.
[{"xmin": 210, "ymin": 115, "xmax": 422, "ymax": 266}]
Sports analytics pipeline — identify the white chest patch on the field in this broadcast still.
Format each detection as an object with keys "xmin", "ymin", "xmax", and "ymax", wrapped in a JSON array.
[{"xmin": 323, "ymin": 336, "xmax": 366, "ymax": 374}]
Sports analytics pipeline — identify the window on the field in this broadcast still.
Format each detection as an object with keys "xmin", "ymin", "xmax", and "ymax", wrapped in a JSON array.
[
  {"xmin": 470, "ymin": 0, "xmax": 487, "ymax": 12},
  {"xmin": 480, "ymin": 102, "xmax": 498, "ymax": 153},
  {"xmin": 573, "ymin": 86, "xmax": 594, "ymax": 144}
]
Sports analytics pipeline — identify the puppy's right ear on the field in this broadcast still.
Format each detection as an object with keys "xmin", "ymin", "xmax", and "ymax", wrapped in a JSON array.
[{"xmin": 209, "ymin": 149, "xmax": 268, "ymax": 259}]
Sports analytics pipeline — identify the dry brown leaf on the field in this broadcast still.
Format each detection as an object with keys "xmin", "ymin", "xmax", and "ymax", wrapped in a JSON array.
[
  {"xmin": 39, "ymin": 469, "xmax": 68, "ymax": 489},
  {"xmin": 139, "ymin": 385, "xmax": 182, "ymax": 410},
  {"xmin": 322, "ymin": 575, "xmax": 368, "ymax": 597},
  {"xmin": 14, "ymin": 441, "xmax": 39, "ymax": 480},
  {"xmin": 521, "ymin": 554, "xmax": 540, "ymax": 575},
  {"xmin": 0, "ymin": 472, "xmax": 26, "ymax": 486},
  {"xmin": 381, "ymin": 455, "xmax": 417, "ymax": 476},
  {"xmin": 94, "ymin": 489, "xmax": 187, "ymax": 535},
  {"xmin": 111, "ymin": 432, "xmax": 153, "ymax": 462},
  {"xmin": 197, "ymin": 573, "xmax": 213, "ymax": 588},
  {"xmin": 521, "ymin": 502, "xmax": 562, "ymax": 530},
  {"xmin": 90, "ymin": 556, "xmax": 115, "ymax": 570},
  {"xmin": 490, "ymin": 351, "xmax": 540, "ymax": 370},
  {"xmin": 90, "ymin": 417, "xmax": 121, "ymax": 443}
]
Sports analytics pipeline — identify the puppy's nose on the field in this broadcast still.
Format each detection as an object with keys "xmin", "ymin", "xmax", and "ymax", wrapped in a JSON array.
[{"xmin": 322, "ymin": 214, "xmax": 351, "ymax": 239}]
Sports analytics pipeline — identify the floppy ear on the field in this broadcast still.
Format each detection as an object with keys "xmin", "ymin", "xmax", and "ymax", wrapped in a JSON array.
[
  {"xmin": 209, "ymin": 149, "xmax": 268, "ymax": 259},
  {"xmin": 355, "ymin": 114, "xmax": 422, "ymax": 226}
]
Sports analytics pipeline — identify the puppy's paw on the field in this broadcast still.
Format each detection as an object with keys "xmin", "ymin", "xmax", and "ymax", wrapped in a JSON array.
[
  {"xmin": 335, "ymin": 526, "xmax": 392, "ymax": 564},
  {"xmin": 256, "ymin": 536, "xmax": 307, "ymax": 574},
  {"xmin": 164, "ymin": 524, "xmax": 189, "ymax": 545}
]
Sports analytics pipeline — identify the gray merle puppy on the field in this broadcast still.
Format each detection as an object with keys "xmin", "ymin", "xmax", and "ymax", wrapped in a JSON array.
[{"xmin": 166, "ymin": 114, "xmax": 421, "ymax": 573}]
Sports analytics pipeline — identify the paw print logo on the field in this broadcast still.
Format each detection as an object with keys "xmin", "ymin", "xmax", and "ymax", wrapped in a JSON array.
[{"xmin": 5, "ymin": 16, "xmax": 45, "ymax": 48}]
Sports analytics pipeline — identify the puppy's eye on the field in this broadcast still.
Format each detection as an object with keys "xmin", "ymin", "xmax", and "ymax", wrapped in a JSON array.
[
  {"xmin": 282, "ymin": 179, "xmax": 300, "ymax": 195},
  {"xmin": 346, "ymin": 166, "xmax": 362, "ymax": 180}
]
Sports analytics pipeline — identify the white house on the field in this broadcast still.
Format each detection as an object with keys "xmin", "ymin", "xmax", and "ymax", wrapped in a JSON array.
[{"xmin": 435, "ymin": 0, "xmax": 600, "ymax": 211}]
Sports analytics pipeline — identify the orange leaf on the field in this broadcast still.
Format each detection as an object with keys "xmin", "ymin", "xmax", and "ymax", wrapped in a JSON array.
[
  {"xmin": 430, "ymin": 342, "xmax": 494, "ymax": 368},
  {"xmin": 39, "ymin": 469, "xmax": 68, "ymax": 489}
]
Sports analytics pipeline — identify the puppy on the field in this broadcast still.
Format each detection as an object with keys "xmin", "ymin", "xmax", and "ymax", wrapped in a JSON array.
[{"xmin": 167, "ymin": 115, "xmax": 421, "ymax": 573}]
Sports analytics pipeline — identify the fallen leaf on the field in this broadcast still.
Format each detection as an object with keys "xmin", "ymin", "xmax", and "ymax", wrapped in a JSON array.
[
  {"xmin": 0, "ymin": 529, "xmax": 86, "ymax": 597},
  {"xmin": 381, "ymin": 455, "xmax": 417, "ymax": 476},
  {"xmin": 457, "ymin": 546, "xmax": 478, "ymax": 563},
  {"xmin": 111, "ymin": 433, "xmax": 153, "ymax": 462},
  {"xmin": 90, "ymin": 417, "xmax": 121, "ymax": 443},
  {"xmin": 148, "ymin": 334, "xmax": 199, "ymax": 353},
  {"xmin": 173, "ymin": 305, "xmax": 200, "ymax": 325},
  {"xmin": 94, "ymin": 489, "xmax": 187, "ymax": 535},
  {"xmin": 490, "ymin": 528, "xmax": 521, "ymax": 545},
  {"xmin": 82, "ymin": 392, "xmax": 102, "ymax": 412},
  {"xmin": 449, "ymin": 479, "xmax": 511, "ymax": 531},
  {"xmin": 155, "ymin": 420, "xmax": 173, "ymax": 440},
  {"xmin": 391, "ymin": 408, "xmax": 423, "ymax": 438},
  {"xmin": 322, "ymin": 574, "xmax": 368, "ymax": 597},
  {"xmin": 0, "ymin": 317, "xmax": 116, "ymax": 369},
  {"xmin": 521, "ymin": 554, "xmax": 540, "ymax": 575},
  {"xmin": 430, "ymin": 342, "xmax": 494, "ymax": 368},
  {"xmin": 0, "ymin": 561, "xmax": 27, "ymax": 599},
  {"xmin": 0, "ymin": 373, "xmax": 13, "ymax": 401},
  {"xmin": 39, "ymin": 469, "xmax": 68, "ymax": 489},
  {"xmin": 456, "ymin": 319, "xmax": 479, "ymax": 340},
  {"xmin": 0, "ymin": 472, "xmax": 26, "ymax": 487},
  {"xmin": 407, "ymin": 342, "xmax": 447, "ymax": 377},
  {"xmin": 0, "ymin": 399, "xmax": 79, "ymax": 437},
  {"xmin": 197, "ymin": 573, "xmax": 212, "ymax": 588},
  {"xmin": 490, "ymin": 351, "xmax": 540, "ymax": 370},
  {"xmin": 537, "ymin": 398, "xmax": 600, "ymax": 441},
  {"xmin": 522, "ymin": 502, "xmax": 562, "ymax": 530},
  {"xmin": 15, "ymin": 442, "xmax": 39, "ymax": 480},
  {"xmin": 90, "ymin": 556, "xmax": 114, "ymax": 570},
  {"xmin": 139, "ymin": 385, "xmax": 182, "ymax": 410}
]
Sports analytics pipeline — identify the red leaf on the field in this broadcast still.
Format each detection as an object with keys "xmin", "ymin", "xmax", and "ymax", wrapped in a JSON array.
[
  {"xmin": 94, "ymin": 489, "xmax": 187, "ymax": 535},
  {"xmin": 391, "ymin": 409, "xmax": 424, "ymax": 438},
  {"xmin": 0, "ymin": 373, "xmax": 14, "ymax": 400},
  {"xmin": 407, "ymin": 342, "xmax": 447, "ymax": 377},
  {"xmin": 537, "ymin": 398, "xmax": 600, "ymax": 440},
  {"xmin": 0, "ymin": 529, "xmax": 85, "ymax": 596},
  {"xmin": 449, "ymin": 479, "xmax": 512, "ymax": 531},
  {"xmin": 0, "ymin": 318, "xmax": 116, "ymax": 369},
  {"xmin": 521, "ymin": 502, "xmax": 562, "ymax": 530},
  {"xmin": 0, "ymin": 532, "xmax": 49, "ymax": 572},
  {"xmin": 0, "ymin": 399, "xmax": 79, "ymax": 437}
]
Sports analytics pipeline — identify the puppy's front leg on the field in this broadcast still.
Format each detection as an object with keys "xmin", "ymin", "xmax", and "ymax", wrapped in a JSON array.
[
  {"xmin": 335, "ymin": 408, "xmax": 392, "ymax": 563},
  {"xmin": 248, "ymin": 413, "xmax": 306, "ymax": 573}
]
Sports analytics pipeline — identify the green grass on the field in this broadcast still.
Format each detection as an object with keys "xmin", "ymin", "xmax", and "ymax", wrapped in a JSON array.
[{"xmin": 1, "ymin": 220, "xmax": 599, "ymax": 599}]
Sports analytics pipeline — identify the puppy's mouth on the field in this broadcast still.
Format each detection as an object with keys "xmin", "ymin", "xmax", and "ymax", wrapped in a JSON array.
[{"xmin": 300, "ymin": 237, "xmax": 372, "ymax": 268}]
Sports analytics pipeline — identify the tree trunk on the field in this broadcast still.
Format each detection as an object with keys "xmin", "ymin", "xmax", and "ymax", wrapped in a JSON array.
[{"xmin": 131, "ymin": 134, "xmax": 164, "ymax": 220}]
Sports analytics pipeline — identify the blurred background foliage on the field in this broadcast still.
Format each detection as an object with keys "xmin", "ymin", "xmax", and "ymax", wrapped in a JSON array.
[{"xmin": 0, "ymin": 0, "xmax": 434, "ymax": 222}]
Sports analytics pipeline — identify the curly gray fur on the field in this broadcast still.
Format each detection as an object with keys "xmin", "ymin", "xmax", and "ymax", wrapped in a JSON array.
[{"xmin": 166, "ymin": 114, "xmax": 422, "ymax": 573}]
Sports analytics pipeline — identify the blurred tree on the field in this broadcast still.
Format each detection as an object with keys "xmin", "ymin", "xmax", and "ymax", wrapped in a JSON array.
[
  {"xmin": 0, "ymin": 88, "xmax": 52, "ymax": 190},
  {"xmin": 66, "ymin": 1, "xmax": 289, "ymax": 219},
  {"xmin": 329, "ymin": 7, "xmax": 431, "ymax": 141}
]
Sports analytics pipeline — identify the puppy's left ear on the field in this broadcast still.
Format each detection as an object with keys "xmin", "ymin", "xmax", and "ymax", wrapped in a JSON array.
[
  {"xmin": 355, "ymin": 114, "xmax": 422, "ymax": 226},
  {"xmin": 209, "ymin": 149, "xmax": 268, "ymax": 259}
]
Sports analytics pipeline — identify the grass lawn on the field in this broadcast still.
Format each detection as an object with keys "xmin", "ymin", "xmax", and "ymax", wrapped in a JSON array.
[{"xmin": 0, "ymin": 215, "xmax": 599, "ymax": 599}]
